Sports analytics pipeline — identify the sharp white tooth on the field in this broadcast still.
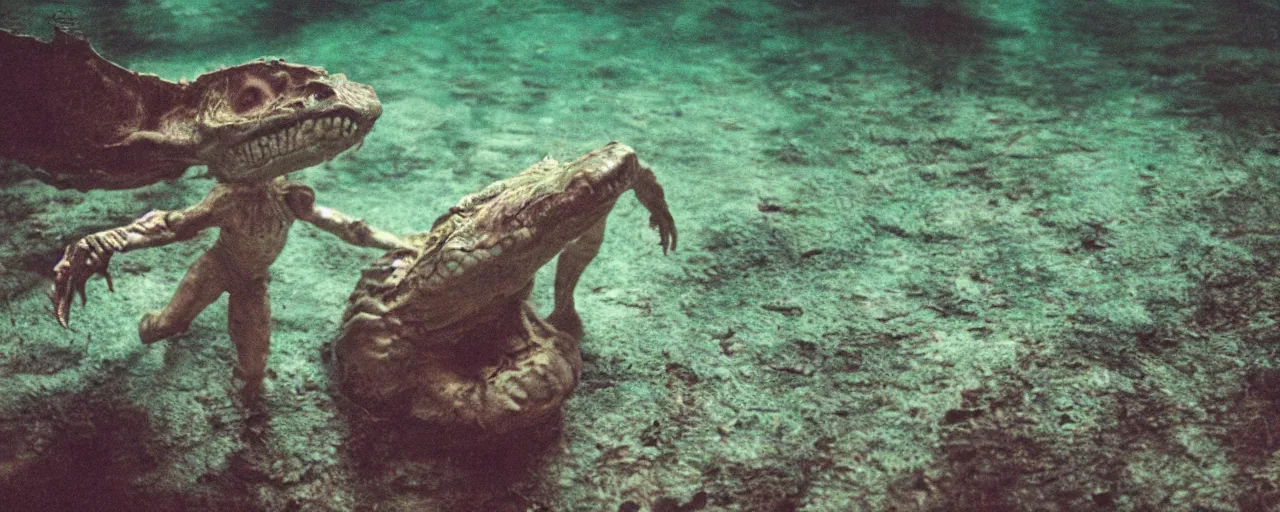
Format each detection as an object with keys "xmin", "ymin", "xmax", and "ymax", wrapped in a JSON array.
[
  {"xmin": 461, "ymin": 253, "xmax": 478, "ymax": 268},
  {"xmin": 501, "ymin": 237, "xmax": 514, "ymax": 249},
  {"xmin": 303, "ymin": 119, "xmax": 315, "ymax": 132},
  {"xmin": 472, "ymin": 249, "xmax": 489, "ymax": 261},
  {"xmin": 487, "ymin": 245, "xmax": 502, "ymax": 257},
  {"xmin": 515, "ymin": 227, "xmax": 532, "ymax": 241},
  {"xmin": 249, "ymin": 144, "xmax": 260, "ymax": 160}
]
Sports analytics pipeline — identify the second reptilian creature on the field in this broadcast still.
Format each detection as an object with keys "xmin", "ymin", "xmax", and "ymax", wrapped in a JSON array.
[{"xmin": 336, "ymin": 142, "xmax": 675, "ymax": 434}]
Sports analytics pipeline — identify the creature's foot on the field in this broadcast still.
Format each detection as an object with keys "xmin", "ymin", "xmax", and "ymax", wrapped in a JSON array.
[
  {"xmin": 239, "ymin": 381, "xmax": 263, "ymax": 403},
  {"xmin": 138, "ymin": 311, "xmax": 187, "ymax": 344},
  {"xmin": 234, "ymin": 366, "xmax": 265, "ymax": 403},
  {"xmin": 546, "ymin": 308, "xmax": 583, "ymax": 340}
]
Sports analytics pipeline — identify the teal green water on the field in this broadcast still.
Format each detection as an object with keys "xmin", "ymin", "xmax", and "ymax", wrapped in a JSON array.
[{"xmin": 2, "ymin": 1, "xmax": 1280, "ymax": 510}]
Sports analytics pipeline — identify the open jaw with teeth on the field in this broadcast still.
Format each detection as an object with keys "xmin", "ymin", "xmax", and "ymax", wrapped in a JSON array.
[{"xmin": 227, "ymin": 114, "xmax": 361, "ymax": 169}]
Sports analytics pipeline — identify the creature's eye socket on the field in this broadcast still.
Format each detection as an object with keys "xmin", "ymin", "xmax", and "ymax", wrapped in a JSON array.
[
  {"xmin": 430, "ymin": 212, "xmax": 452, "ymax": 229},
  {"xmin": 302, "ymin": 83, "xmax": 336, "ymax": 102},
  {"xmin": 234, "ymin": 86, "xmax": 266, "ymax": 112},
  {"xmin": 270, "ymin": 71, "xmax": 290, "ymax": 91}
]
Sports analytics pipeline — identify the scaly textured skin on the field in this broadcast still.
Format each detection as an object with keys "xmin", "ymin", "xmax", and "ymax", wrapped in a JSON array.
[
  {"xmin": 335, "ymin": 142, "xmax": 677, "ymax": 435},
  {"xmin": 10, "ymin": 29, "xmax": 403, "ymax": 400}
]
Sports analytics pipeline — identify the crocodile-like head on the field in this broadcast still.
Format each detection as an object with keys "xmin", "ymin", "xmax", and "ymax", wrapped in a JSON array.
[
  {"xmin": 421, "ymin": 144, "xmax": 638, "ymax": 294},
  {"xmin": 193, "ymin": 62, "xmax": 380, "ymax": 182},
  {"xmin": 363, "ymin": 143, "xmax": 654, "ymax": 326},
  {"xmin": 0, "ymin": 29, "xmax": 380, "ymax": 189},
  {"xmin": 425, "ymin": 143, "xmax": 642, "ymax": 284}
]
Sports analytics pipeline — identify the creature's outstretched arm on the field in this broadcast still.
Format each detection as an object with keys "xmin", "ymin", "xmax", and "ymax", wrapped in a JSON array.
[
  {"xmin": 51, "ymin": 190, "xmax": 222, "ymax": 327},
  {"xmin": 283, "ymin": 184, "xmax": 407, "ymax": 250}
]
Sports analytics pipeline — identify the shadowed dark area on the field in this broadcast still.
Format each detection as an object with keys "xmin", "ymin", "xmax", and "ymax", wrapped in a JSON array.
[
  {"xmin": 4, "ymin": 0, "xmax": 1280, "ymax": 509},
  {"xmin": 0, "ymin": 390, "xmax": 167, "ymax": 510}
]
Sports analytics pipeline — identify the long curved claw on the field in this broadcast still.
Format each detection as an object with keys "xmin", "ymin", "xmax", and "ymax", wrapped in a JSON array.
[
  {"xmin": 631, "ymin": 167, "xmax": 677, "ymax": 255},
  {"xmin": 649, "ymin": 209, "xmax": 677, "ymax": 255},
  {"xmin": 51, "ymin": 286, "xmax": 71, "ymax": 329},
  {"xmin": 50, "ymin": 234, "xmax": 117, "ymax": 328},
  {"xmin": 103, "ymin": 268, "xmax": 115, "ymax": 292}
]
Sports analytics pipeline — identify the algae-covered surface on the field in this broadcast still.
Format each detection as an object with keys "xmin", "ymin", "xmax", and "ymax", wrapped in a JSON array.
[{"xmin": 3, "ymin": 0, "xmax": 1280, "ymax": 510}]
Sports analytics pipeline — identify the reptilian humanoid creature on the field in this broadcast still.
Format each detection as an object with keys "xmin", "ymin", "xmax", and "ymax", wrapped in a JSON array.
[
  {"xmin": 1, "ymin": 29, "xmax": 405, "ymax": 399},
  {"xmin": 336, "ymin": 142, "xmax": 676, "ymax": 435}
]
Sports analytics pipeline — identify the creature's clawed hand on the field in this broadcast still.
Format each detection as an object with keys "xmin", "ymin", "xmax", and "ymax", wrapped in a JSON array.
[
  {"xmin": 633, "ymin": 169, "xmax": 678, "ymax": 255},
  {"xmin": 650, "ymin": 208, "xmax": 677, "ymax": 255},
  {"xmin": 51, "ymin": 231, "xmax": 122, "ymax": 328}
]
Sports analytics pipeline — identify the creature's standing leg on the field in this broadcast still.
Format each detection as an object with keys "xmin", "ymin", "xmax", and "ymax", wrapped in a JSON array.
[
  {"xmin": 139, "ymin": 252, "xmax": 228, "ymax": 344},
  {"xmin": 228, "ymin": 275, "xmax": 271, "ymax": 400},
  {"xmin": 546, "ymin": 217, "xmax": 607, "ymax": 339}
]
